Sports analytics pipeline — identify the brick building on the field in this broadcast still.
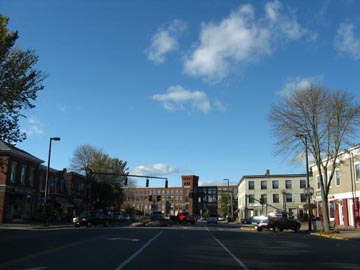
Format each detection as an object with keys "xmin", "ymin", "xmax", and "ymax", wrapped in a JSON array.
[
  {"xmin": 124, "ymin": 175, "xmax": 238, "ymax": 217},
  {"xmin": 0, "ymin": 141, "xmax": 86, "ymax": 224}
]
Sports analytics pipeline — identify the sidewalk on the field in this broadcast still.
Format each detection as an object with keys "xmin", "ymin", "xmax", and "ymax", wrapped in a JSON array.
[
  {"xmin": 301, "ymin": 221, "xmax": 360, "ymax": 241},
  {"xmin": 310, "ymin": 228, "xmax": 360, "ymax": 241}
]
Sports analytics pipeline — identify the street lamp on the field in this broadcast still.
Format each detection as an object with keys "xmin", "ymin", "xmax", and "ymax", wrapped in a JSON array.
[
  {"xmin": 44, "ymin": 137, "xmax": 61, "ymax": 223},
  {"xmin": 296, "ymin": 133, "xmax": 312, "ymax": 232},
  {"xmin": 224, "ymin": 178, "xmax": 233, "ymax": 221}
]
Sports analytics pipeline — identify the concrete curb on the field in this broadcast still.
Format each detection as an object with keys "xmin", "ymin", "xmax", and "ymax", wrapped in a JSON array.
[
  {"xmin": 240, "ymin": 226, "xmax": 257, "ymax": 231},
  {"xmin": 311, "ymin": 232, "xmax": 348, "ymax": 240}
]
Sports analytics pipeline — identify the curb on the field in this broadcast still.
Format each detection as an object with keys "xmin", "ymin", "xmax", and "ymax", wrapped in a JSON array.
[
  {"xmin": 240, "ymin": 226, "xmax": 257, "ymax": 231},
  {"xmin": 311, "ymin": 232, "xmax": 348, "ymax": 240}
]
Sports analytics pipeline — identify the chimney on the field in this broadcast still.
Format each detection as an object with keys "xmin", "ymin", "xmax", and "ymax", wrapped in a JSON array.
[{"xmin": 266, "ymin": 169, "xmax": 270, "ymax": 176}]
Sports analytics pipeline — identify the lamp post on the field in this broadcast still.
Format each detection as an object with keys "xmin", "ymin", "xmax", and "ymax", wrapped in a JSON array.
[
  {"xmin": 296, "ymin": 133, "xmax": 312, "ymax": 232},
  {"xmin": 44, "ymin": 137, "xmax": 61, "ymax": 223},
  {"xmin": 224, "ymin": 179, "xmax": 233, "ymax": 221}
]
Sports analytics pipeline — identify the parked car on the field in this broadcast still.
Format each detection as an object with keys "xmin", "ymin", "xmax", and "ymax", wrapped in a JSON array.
[
  {"xmin": 73, "ymin": 210, "xmax": 112, "ymax": 227},
  {"xmin": 207, "ymin": 214, "xmax": 218, "ymax": 224},
  {"xmin": 254, "ymin": 215, "xmax": 301, "ymax": 232},
  {"xmin": 112, "ymin": 212, "xmax": 123, "ymax": 222},
  {"xmin": 122, "ymin": 214, "xmax": 131, "ymax": 221},
  {"xmin": 241, "ymin": 217, "xmax": 253, "ymax": 224}
]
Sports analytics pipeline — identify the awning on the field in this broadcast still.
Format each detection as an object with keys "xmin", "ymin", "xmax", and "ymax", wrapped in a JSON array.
[{"xmin": 58, "ymin": 201, "xmax": 74, "ymax": 208}]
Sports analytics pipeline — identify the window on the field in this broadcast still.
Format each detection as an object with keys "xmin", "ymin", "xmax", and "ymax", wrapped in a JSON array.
[
  {"xmin": 248, "ymin": 181, "xmax": 254, "ymax": 190},
  {"xmin": 335, "ymin": 170, "xmax": 340, "ymax": 186},
  {"xmin": 300, "ymin": 179, "xmax": 306, "ymax": 189},
  {"xmin": 300, "ymin": 194, "xmax": 307, "ymax": 202},
  {"xmin": 285, "ymin": 180, "xmax": 292, "ymax": 189},
  {"xmin": 286, "ymin": 193, "xmax": 292, "ymax": 202},
  {"xmin": 355, "ymin": 164, "xmax": 360, "ymax": 182},
  {"xmin": 261, "ymin": 180, "xmax": 267, "ymax": 190},
  {"xmin": 29, "ymin": 167, "xmax": 35, "ymax": 187},
  {"xmin": 329, "ymin": 201, "xmax": 335, "ymax": 219},
  {"xmin": 20, "ymin": 165, "xmax": 27, "ymax": 185},
  {"xmin": 10, "ymin": 162, "xmax": 17, "ymax": 183},
  {"xmin": 248, "ymin": 194, "xmax": 255, "ymax": 203},
  {"xmin": 317, "ymin": 175, "xmax": 321, "ymax": 190},
  {"xmin": 272, "ymin": 180, "xmax": 279, "ymax": 189},
  {"xmin": 273, "ymin": 194, "xmax": 279, "ymax": 203}
]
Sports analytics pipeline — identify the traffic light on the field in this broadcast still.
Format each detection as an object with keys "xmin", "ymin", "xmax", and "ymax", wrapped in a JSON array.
[
  {"xmin": 124, "ymin": 177, "xmax": 128, "ymax": 186},
  {"xmin": 146, "ymin": 178, "xmax": 149, "ymax": 187},
  {"xmin": 165, "ymin": 180, "xmax": 168, "ymax": 188},
  {"xmin": 148, "ymin": 195, "xmax": 153, "ymax": 201},
  {"xmin": 259, "ymin": 197, "xmax": 264, "ymax": 205},
  {"xmin": 157, "ymin": 195, "xmax": 161, "ymax": 201}
]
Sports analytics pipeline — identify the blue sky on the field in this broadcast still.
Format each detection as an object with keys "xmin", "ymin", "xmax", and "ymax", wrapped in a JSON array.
[{"xmin": 2, "ymin": 0, "xmax": 360, "ymax": 187}]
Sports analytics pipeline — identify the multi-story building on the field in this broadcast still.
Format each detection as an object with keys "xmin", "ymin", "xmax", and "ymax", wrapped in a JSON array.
[
  {"xmin": 0, "ymin": 141, "xmax": 85, "ymax": 224},
  {"xmin": 124, "ymin": 175, "xmax": 238, "ymax": 217},
  {"xmin": 0, "ymin": 141, "xmax": 43, "ymax": 223},
  {"xmin": 237, "ymin": 170, "xmax": 307, "ymax": 220},
  {"xmin": 311, "ymin": 145, "xmax": 360, "ymax": 228}
]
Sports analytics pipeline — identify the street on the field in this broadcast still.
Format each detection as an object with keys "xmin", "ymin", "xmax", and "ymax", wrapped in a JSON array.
[{"xmin": 0, "ymin": 223, "xmax": 359, "ymax": 270}]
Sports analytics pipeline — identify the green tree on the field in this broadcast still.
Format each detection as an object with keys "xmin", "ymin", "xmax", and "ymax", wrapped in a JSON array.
[
  {"xmin": 69, "ymin": 144, "xmax": 130, "ymax": 210},
  {"xmin": 220, "ymin": 193, "xmax": 230, "ymax": 216},
  {"xmin": 269, "ymin": 85, "xmax": 360, "ymax": 232},
  {"xmin": 0, "ymin": 15, "xmax": 45, "ymax": 144}
]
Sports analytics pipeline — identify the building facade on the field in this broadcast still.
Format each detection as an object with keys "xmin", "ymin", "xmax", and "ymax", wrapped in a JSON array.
[
  {"xmin": 124, "ymin": 175, "xmax": 238, "ymax": 217},
  {"xmin": 237, "ymin": 170, "xmax": 308, "ymax": 220},
  {"xmin": 0, "ymin": 141, "xmax": 86, "ymax": 224},
  {"xmin": 311, "ymin": 145, "xmax": 360, "ymax": 228}
]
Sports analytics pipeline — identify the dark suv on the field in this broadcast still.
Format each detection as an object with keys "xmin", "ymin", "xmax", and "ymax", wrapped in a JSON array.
[
  {"xmin": 73, "ymin": 210, "xmax": 112, "ymax": 228},
  {"xmin": 254, "ymin": 215, "xmax": 301, "ymax": 232}
]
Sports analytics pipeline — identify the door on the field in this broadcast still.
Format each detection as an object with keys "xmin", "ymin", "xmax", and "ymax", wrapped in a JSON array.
[{"xmin": 348, "ymin": 199, "xmax": 354, "ymax": 227}]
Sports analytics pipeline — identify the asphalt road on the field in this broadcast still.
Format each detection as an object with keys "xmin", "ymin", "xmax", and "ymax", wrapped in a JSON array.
[{"xmin": 0, "ymin": 223, "xmax": 359, "ymax": 270}]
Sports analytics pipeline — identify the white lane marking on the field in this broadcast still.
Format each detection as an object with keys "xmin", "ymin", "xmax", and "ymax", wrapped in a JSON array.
[
  {"xmin": 105, "ymin": 238, "xmax": 139, "ymax": 242},
  {"xmin": 205, "ymin": 226, "xmax": 251, "ymax": 270},
  {"xmin": 114, "ymin": 231, "xmax": 163, "ymax": 270}
]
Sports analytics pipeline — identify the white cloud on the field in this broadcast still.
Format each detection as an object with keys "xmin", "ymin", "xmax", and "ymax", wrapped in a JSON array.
[
  {"xmin": 130, "ymin": 163, "xmax": 179, "ymax": 176},
  {"xmin": 265, "ymin": 0, "xmax": 309, "ymax": 40},
  {"xmin": 147, "ymin": 19, "xmax": 187, "ymax": 64},
  {"xmin": 184, "ymin": 1, "xmax": 315, "ymax": 82},
  {"xmin": 278, "ymin": 75, "xmax": 323, "ymax": 97},
  {"xmin": 152, "ymin": 85, "xmax": 213, "ymax": 113},
  {"xmin": 335, "ymin": 22, "xmax": 360, "ymax": 60},
  {"xmin": 22, "ymin": 117, "xmax": 44, "ymax": 137}
]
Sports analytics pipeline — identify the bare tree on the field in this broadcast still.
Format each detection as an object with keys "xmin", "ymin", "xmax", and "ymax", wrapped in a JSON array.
[
  {"xmin": 69, "ymin": 144, "xmax": 132, "ymax": 210},
  {"xmin": 269, "ymin": 85, "xmax": 360, "ymax": 232}
]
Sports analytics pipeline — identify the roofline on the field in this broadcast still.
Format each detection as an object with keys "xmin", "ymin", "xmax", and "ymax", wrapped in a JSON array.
[{"xmin": 237, "ymin": 173, "xmax": 306, "ymax": 185}]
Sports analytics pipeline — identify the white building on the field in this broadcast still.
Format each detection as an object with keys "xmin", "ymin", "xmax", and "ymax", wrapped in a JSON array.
[
  {"xmin": 310, "ymin": 144, "xmax": 360, "ymax": 228},
  {"xmin": 237, "ymin": 170, "xmax": 307, "ymax": 220}
]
